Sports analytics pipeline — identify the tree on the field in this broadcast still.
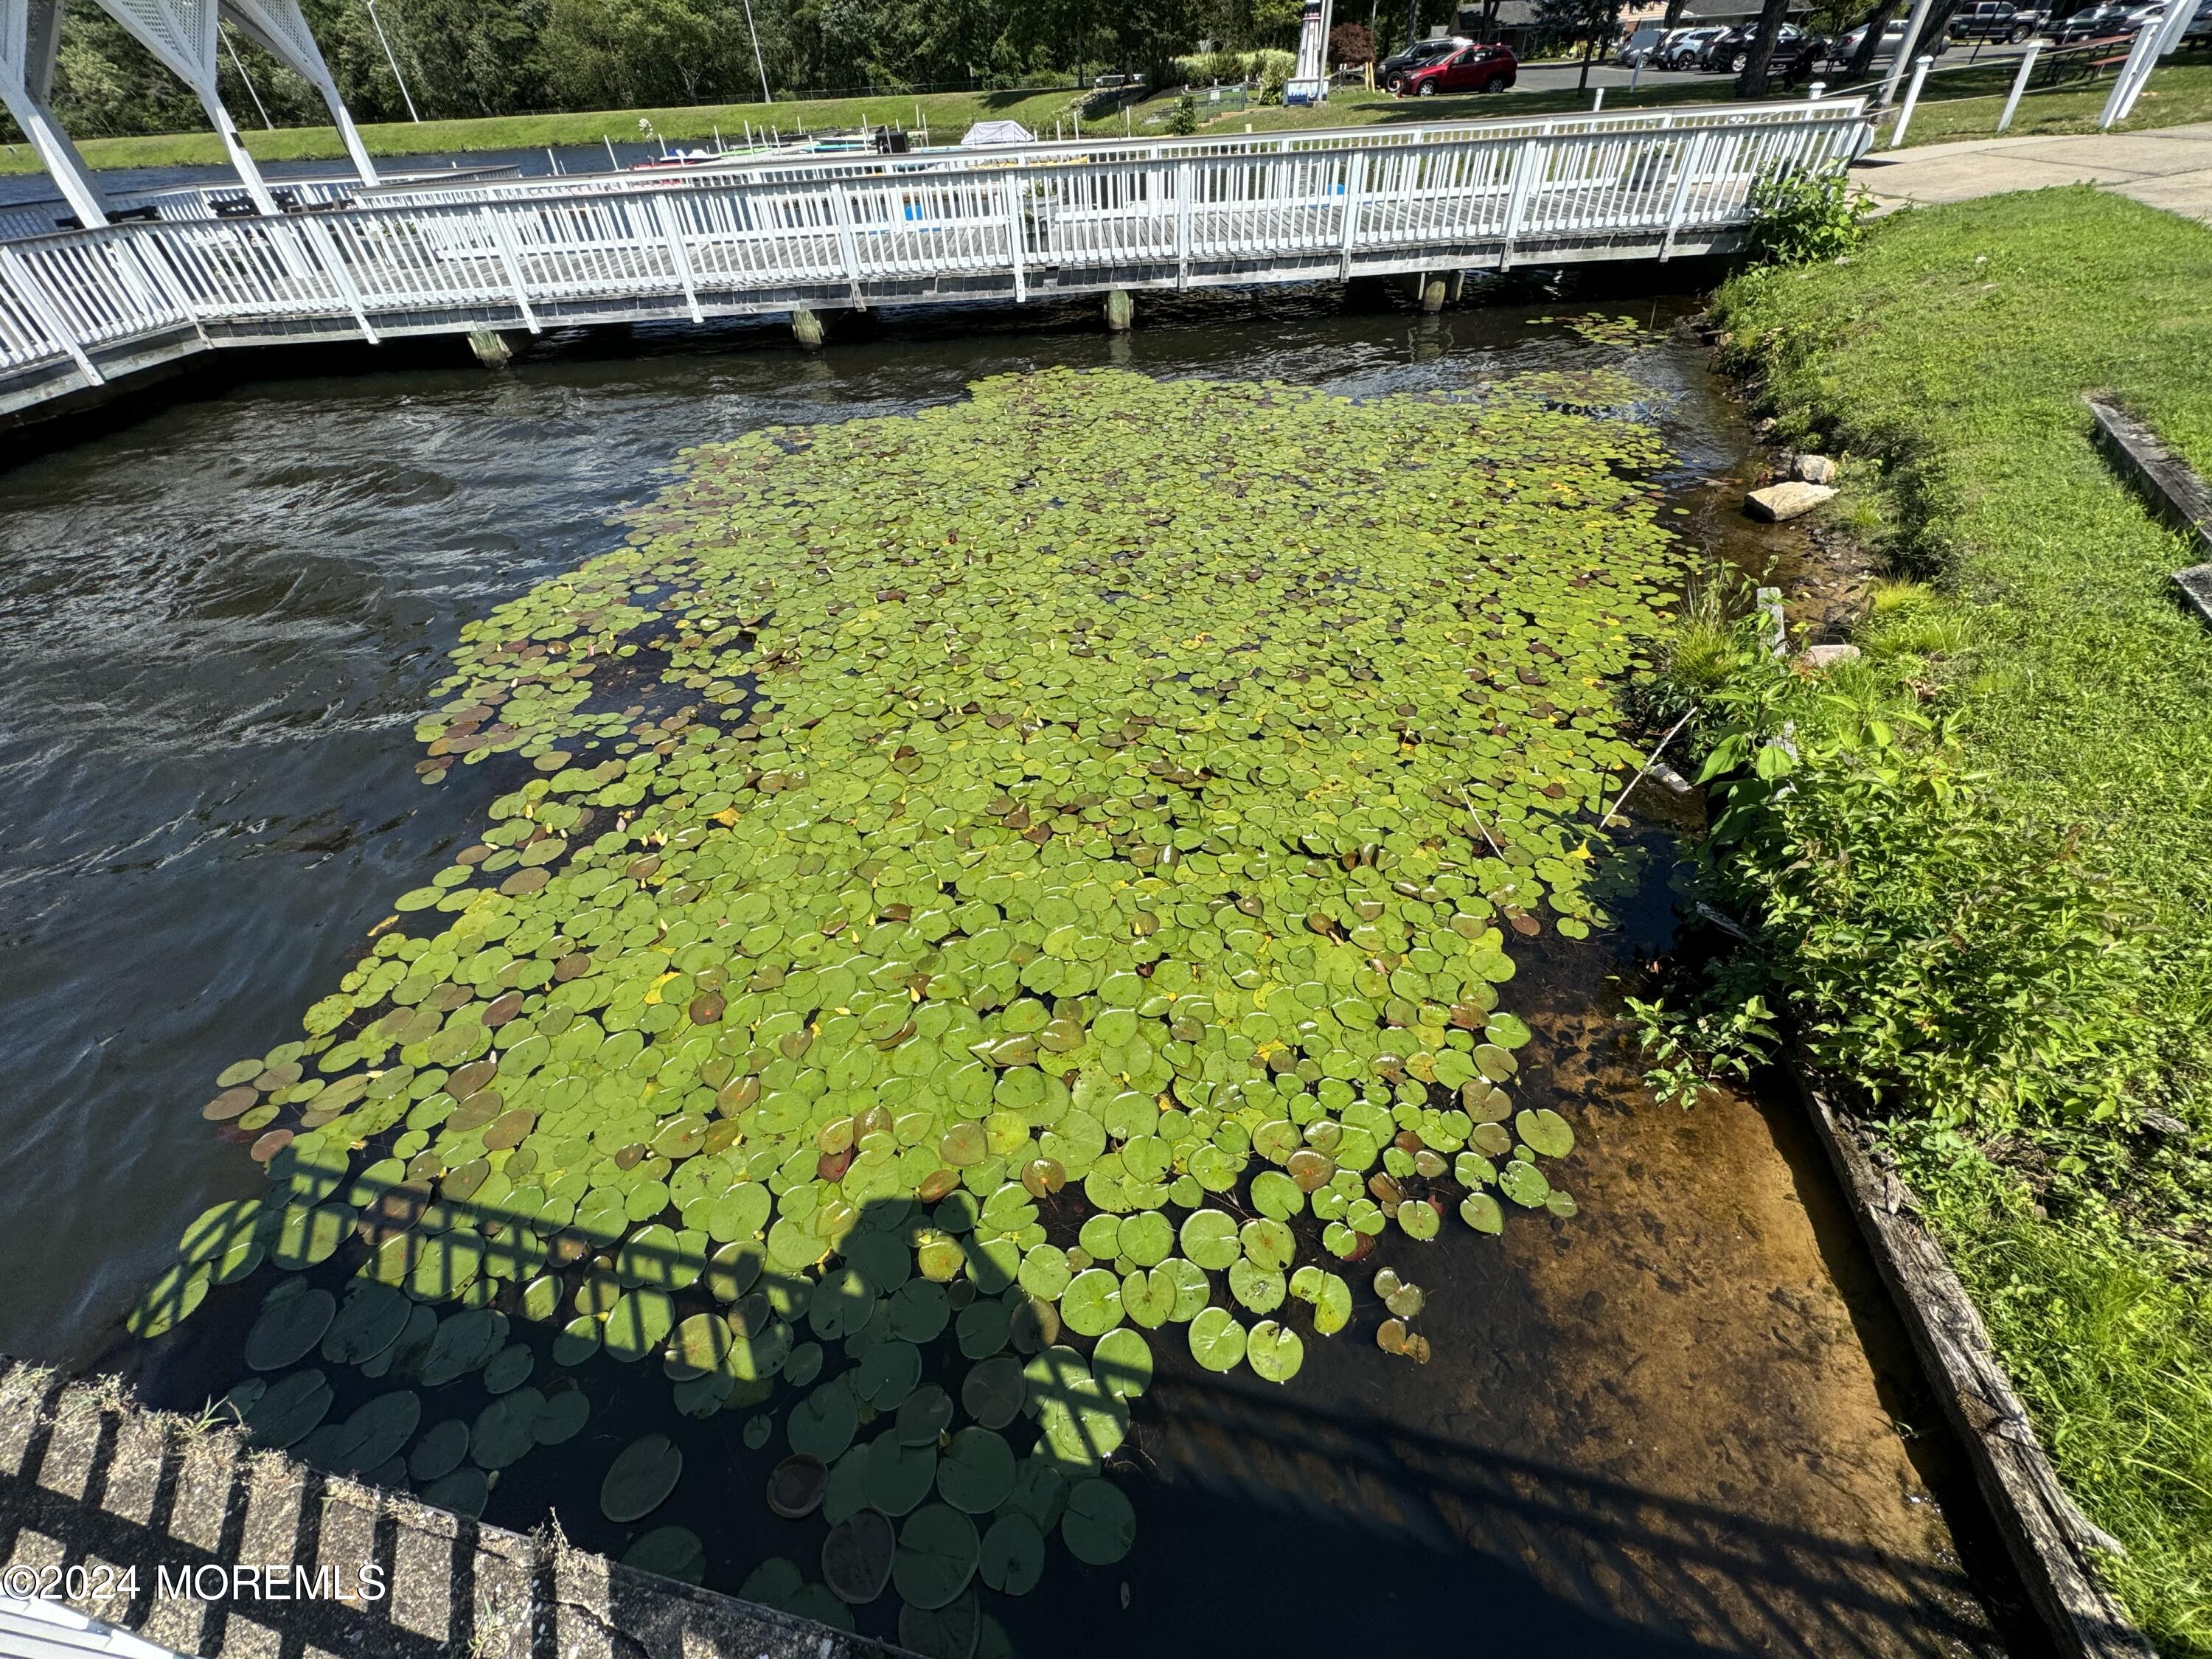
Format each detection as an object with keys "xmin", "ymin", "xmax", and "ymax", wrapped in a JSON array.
[
  {"xmin": 1844, "ymin": 0, "xmax": 1897, "ymax": 80},
  {"xmin": 1731, "ymin": 0, "xmax": 1790, "ymax": 95},
  {"xmin": 1531, "ymin": 0, "xmax": 1624, "ymax": 87},
  {"xmin": 1329, "ymin": 19, "xmax": 1376, "ymax": 62}
]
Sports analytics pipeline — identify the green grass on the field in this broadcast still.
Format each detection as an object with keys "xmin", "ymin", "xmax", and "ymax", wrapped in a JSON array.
[
  {"xmin": 0, "ymin": 86, "xmax": 1094, "ymax": 175},
  {"xmin": 1708, "ymin": 188, "xmax": 2212, "ymax": 1653},
  {"xmin": 1869, "ymin": 52, "xmax": 2212, "ymax": 147},
  {"xmin": 7, "ymin": 52, "xmax": 2201, "ymax": 177}
]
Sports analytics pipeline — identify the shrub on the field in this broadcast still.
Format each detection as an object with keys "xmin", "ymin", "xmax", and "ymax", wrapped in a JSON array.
[{"xmin": 1744, "ymin": 167, "xmax": 1874, "ymax": 266}]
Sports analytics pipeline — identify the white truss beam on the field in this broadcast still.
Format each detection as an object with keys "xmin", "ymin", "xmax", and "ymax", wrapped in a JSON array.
[
  {"xmin": 1, "ymin": 0, "xmax": 111, "ymax": 226},
  {"xmin": 220, "ymin": 0, "xmax": 377, "ymax": 184},
  {"xmin": 87, "ymin": 0, "xmax": 278, "ymax": 211}
]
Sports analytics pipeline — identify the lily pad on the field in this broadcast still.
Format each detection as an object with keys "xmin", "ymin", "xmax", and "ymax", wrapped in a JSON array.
[
  {"xmin": 1516, "ymin": 1107, "xmax": 1576, "ymax": 1158},
  {"xmin": 1247, "ymin": 1320, "xmax": 1304, "ymax": 1384},
  {"xmin": 623, "ymin": 1526, "xmax": 706, "ymax": 1585},
  {"xmin": 600, "ymin": 1433, "xmax": 683, "ymax": 1523},
  {"xmin": 1186, "ymin": 1306, "xmax": 1246, "ymax": 1374},
  {"xmin": 936, "ymin": 1427, "xmax": 1016, "ymax": 1514},
  {"xmin": 1060, "ymin": 1478, "xmax": 1137, "ymax": 1565},
  {"xmin": 245, "ymin": 1287, "xmax": 336, "ymax": 1371},
  {"xmin": 893, "ymin": 1503, "xmax": 979, "ymax": 1611},
  {"xmin": 978, "ymin": 1513, "xmax": 1046, "ymax": 1596},
  {"xmin": 822, "ymin": 1508, "xmax": 896, "ymax": 1604}
]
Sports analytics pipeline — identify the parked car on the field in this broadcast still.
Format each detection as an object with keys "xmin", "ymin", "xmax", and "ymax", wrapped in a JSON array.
[
  {"xmin": 1378, "ymin": 35, "xmax": 1471, "ymax": 89},
  {"xmin": 1617, "ymin": 22, "xmax": 1666, "ymax": 63},
  {"xmin": 1826, "ymin": 15, "xmax": 1952, "ymax": 65},
  {"xmin": 2052, "ymin": 1, "xmax": 2140, "ymax": 38},
  {"xmin": 1396, "ymin": 40, "xmax": 1520, "ymax": 91},
  {"xmin": 1655, "ymin": 24, "xmax": 1725, "ymax": 64},
  {"xmin": 1700, "ymin": 21, "xmax": 1827, "ymax": 77},
  {"xmin": 1950, "ymin": 1, "xmax": 2038, "ymax": 39},
  {"xmin": 2185, "ymin": 0, "xmax": 2212, "ymax": 42}
]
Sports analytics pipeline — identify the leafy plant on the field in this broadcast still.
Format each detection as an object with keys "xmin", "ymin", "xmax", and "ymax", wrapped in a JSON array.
[
  {"xmin": 1166, "ymin": 88, "xmax": 1200, "ymax": 133},
  {"xmin": 1744, "ymin": 167, "xmax": 1875, "ymax": 267},
  {"xmin": 1624, "ymin": 956, "xmax": 1780, "ymax": 1107},
  {"xmin": 1259, "ymin": 55, "xmax": 1290, "ymax": 103}
]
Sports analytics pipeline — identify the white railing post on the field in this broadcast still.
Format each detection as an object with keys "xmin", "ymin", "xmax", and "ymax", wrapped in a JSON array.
[
  {"xmin": 0, "ymin": 245, "xmax": 102, "ymax": 384},
  {"xmin": 1891, "ymin": 55, "xmax": 1935, "ymax": 147},
  {"xmin": 1338, "ymin": 150, "xmax": 1367, "ymax": 277},
  {"xmin": 1175, "ymin": 159, "xmax": 1193, "ymax": 286},
  {"xmin": 1497, "ymin": 136, "xmax": 1544, "ymax": 271},
  {"xmin": 477, "ymin": 206, "xmax": 542, "ymax": 333},
  {"xmin": 1997, "ymin": 41, "xmax": 2042, "ymax": 132},
  {"xmin": 827, "ymin": 181, "xmax": 865, "ymax": 306},
  {"xmin": 117, "ymin": 231, "xmax": 208, "ymax": 343},
  {"xmin": 296, "ymin": 218, "xmax": 380, "ymax": 344},
  {"xmin": 1660, "ymin": 130, "xmax": 1711, "ymax": 260},
  {"xmin": 1002, "ymin": 173, "xmax": 1027, "ymax": 304},
  {"xmin": 648, "ymin": 194, "xmax": 704, "ymax": 323}
]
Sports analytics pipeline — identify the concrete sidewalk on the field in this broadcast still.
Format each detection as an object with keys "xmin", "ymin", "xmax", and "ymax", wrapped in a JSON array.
[{"xmin": 1850, "ymin": 122, "xmax": 2212, "ymax": 221}]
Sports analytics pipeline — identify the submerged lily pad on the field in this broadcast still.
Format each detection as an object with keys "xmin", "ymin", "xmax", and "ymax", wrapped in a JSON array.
[
  {"xmin": 1060, "ymin": 1478, "xmax": 1137, "ymax": 1566},
  {"xmin": 893, "ymin": 1503, "xmax": 980, "ymax": 1610},
  {"xmin": 600, "ymin": 1434, "xmax": 683, "ymax": 1523},
  {"xmin": 822, "ymin": 1508, "xmax": 895, "ymax": 1604},
  {"xmin": 624, "ymin": 1526, "xmax": 706, "ymax": 1585}
]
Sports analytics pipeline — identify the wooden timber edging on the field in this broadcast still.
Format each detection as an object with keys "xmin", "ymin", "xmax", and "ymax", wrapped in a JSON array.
[
  {"xmin": 0, "ymin": 1357, "xmax": 910, "ymax": 1659},
  {"xmin": 1787, "ymin": 1066, "xmax": 2160, "ymax": 1659},
  {"xmin": 2084, "ymin": 394, "xmax": 2212, "ymax": 627}
]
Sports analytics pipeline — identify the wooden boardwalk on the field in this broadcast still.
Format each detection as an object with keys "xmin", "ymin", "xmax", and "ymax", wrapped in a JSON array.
[{"xmin": 0, "ymin": 102, "xmax": 1869, "ymax": 421}]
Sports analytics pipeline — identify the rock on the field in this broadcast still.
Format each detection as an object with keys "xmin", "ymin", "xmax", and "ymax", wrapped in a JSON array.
[
  {"xmin": 1745, "ymin": 481, "xmax": 1836, "ymax": 522},
  {"xmin": 1793, "ymin": 453, "xmax": 1839, "ymax": 485},
  {"xmin": 1800, "ymin": 643, "xmax": 1861, "ymax": 669}
]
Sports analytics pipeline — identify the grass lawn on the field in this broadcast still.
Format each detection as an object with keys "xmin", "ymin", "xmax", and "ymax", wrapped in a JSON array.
[
  {"xmin": 0, "ymin": 86, "xmax": 1095, "ymax": 175},
  {"xmin": 1707, "ymin": 188, "xmax": 2212, "ymax": 1654},
  {"xmin": 1868, "ymin": 51, "xmax": 2212, "ymax": 146},
  {"xmin": 7, "ymin": 52, "xmax": 2204, "ymax": 178}
]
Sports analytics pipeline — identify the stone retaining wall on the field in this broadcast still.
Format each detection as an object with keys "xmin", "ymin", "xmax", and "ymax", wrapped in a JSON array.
[{"xmin": 0, "ymin": 1359, "xmax": 899, "ymax": 1659}]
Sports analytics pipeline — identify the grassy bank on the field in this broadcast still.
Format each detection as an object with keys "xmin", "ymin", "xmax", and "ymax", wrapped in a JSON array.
[
  {"xmin": 0, "ymin": 86, "xmax": 1093, "ymax": 175},
  {"xmin": 1700, "ymin": 188, "xmax": 2212, "ymax": 1652},
  {"xmin": 9, "ymin": 58, "xmax": 2205, "ymax": 178}
]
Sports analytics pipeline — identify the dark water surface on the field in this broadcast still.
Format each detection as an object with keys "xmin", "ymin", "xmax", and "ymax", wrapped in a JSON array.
[{"xmin": 0, "ymin": 285, "xmax": 2037, "ymax": 1657}]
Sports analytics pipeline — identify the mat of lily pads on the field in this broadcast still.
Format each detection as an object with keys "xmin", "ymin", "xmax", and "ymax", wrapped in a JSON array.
[{"xmin": 133, "ymin": 364, "xmax": 1680, "ymax": 1649}]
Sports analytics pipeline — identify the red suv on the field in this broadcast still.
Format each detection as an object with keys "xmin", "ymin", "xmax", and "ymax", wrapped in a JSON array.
[{"xmin": 1396, "ymin": 41, "xmax": 1518, "ymax": 94}]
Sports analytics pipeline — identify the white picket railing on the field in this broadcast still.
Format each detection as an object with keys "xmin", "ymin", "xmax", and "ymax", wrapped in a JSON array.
[{"xmin": 0, "ymin": 101, "xmax": 1868, "ymax": 407}]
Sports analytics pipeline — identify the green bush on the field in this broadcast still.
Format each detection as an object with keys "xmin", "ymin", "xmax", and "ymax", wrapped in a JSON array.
[
  {"xmin": 1166, "ymin": 89, "xmax": 1200, "ymax": 133},
  {"xmin": 1743, "ymin": 167, "xmax": 1874, "ymax": 266}
]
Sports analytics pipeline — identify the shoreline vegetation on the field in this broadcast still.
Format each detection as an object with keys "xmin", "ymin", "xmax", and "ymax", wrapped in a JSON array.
[
  {"xmin": 1694, "ymin": 187, "xmax": 2212, "ymax": 1655},
  {"xmin": 3, "ymin": 60, "xmax": 2208, "ymax": 181}
]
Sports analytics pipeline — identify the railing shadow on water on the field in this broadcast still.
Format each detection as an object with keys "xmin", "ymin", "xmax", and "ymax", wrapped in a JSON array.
[{"xmin": 101, "ymin": 1174, "xmax": 2015, "ymax": 1658}]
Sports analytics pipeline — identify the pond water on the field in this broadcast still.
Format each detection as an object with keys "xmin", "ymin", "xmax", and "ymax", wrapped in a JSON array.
[{"xmin": 0, "ymin": 284, "xmax": 2039, "ymax": 1658}]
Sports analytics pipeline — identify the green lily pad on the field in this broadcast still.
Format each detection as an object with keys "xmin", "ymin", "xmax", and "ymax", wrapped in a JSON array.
[
  {"xmin": 1092, "ymin": 1327, "xmax": 1153, "ymax": 1400},
  {"xmin": 822, "ymin": 1508, "xmax": 895, "ymax": 1604},
  {"xmin": 408, "ymin": 1418, "xmax": 469, "ymax": 1481},
  {"xmin": 1186, "ymin": 1306, "xmax": 1246, "ymax": 1374},
  {"xmin": 1499, "ymin": 1159, "xmax": 1553, "ymax": 1208},
  {"xmin": 600, "ymin": 1433, "xmax": 683, "ymax": 1523},
  {"xmin": 960, "ymin": 1355, "xmax": 1026, "ymax": 1430},
  {"xmin": 472, "ymin": 1387, "xmax": 545, "ymax": 1468},
  {"xmin": 893, "ymin": 1503, "xmax": 979, "ymax": 1611},
  {"xmin": 1246, "ymin": 1320, "xmax": 1304, "ymax": 1384},
  {"xmin": 1460, "ymin": 1191, "xmax": 1506, "ymax": 1233},
  {"xmin": 1058, "ymin": 1269, "xmax": 1123, "ymax": 1338},
  {"xmin": 1516, "ymin": 1107, "xmax": 1576, "ymax": 1158},
  {"xmin": 245, "ymin": 1287, "xmax": 336, "ymax": 1371},
  {"xmin": 244, "ymin": 1368, "xmax": 333, "ymax": 1448},
  {"xmin": 936, "ymin": 1427, "xmax": 1016, "ymax": 1513},
  {"xmin": 320, "ymin": 1281, "xmax": 411, "ymax": 1366},
  {"xmin": 863, "ymin": 1433, "xmax": 939, "ymax": 1516},
  {"xmin": 420, "ymin": 1466, "xmax": 489, "ymax": 1518},
  {"xmin": 978, "ymin": 1513, "xmax": 1045, "ymax": 1596},
  {"xmin": 1178, "ymin": 1210, "xmax": 1239, "ymax": 1270},
  {"xmin": 1060, "ymin": 1478, "xmax": 1137, "ymax": 1565},
  {"xmin": 624, "ymin": 1526, "xmax": 706, "ymax": 1585}
]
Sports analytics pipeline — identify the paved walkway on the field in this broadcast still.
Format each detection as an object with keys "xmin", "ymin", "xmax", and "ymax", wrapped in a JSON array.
[{"xmin": 1851, "ymin": 121, "xmax": 2212, "ymax": 220}]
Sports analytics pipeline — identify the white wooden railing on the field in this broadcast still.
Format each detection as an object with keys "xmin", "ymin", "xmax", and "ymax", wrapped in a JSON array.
[{"xmin": 0, "ymin": 101, "xmax": 1868, "ymax": 410}]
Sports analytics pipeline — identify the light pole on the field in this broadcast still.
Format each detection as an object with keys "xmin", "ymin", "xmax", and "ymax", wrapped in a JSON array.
[
  {"xmin": 364, "ymin": 0, "xmax": 422, "ymax": 122},
  {"xmin": 739, "ymin": 0, "xmax": 773, "ymax": 102}
]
